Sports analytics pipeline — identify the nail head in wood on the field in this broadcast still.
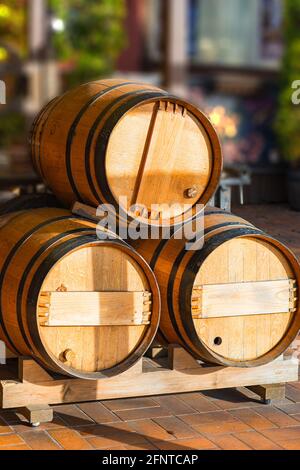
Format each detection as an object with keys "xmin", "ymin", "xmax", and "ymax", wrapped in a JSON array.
[
  {"xmin": 62, "ymin": 349, "xmax": 76, "ymax": 363},
  {"xmin": 185, "ymin": 186, "xmax": 199, "ymax": 199}
]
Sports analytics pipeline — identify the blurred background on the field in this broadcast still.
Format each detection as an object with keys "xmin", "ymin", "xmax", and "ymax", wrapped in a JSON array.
[{"xmin": 0, "ymin": 0, "xmax": 299, "ymax": 208}]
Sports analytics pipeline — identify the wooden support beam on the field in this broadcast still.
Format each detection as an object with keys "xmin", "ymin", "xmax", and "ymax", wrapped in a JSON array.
[
  {"xmin": 18, "ymin": 357, "xmax": 54, "ymax": 383},
  {"xmin": 247, "ymin": 384, "xmax": 286, "ymax": 403},
  {"xmin": 20, "ymin": 404, "xmax": 53, "ymax": 426},
  {"xmin": 0, "ymin": 352, "xmax": 297, "ymax": 410},
  {"xmin": 168, "ymin": 344, "xmax": 200, "ymax": 370},
  {"xmin": 145, "ymin": 346, "xmax": 168, "ymax": 360}
]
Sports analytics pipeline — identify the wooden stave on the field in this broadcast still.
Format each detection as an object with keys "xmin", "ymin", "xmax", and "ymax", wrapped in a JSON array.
[
  {"xmin": 0, "ymin": 193, "xmax": 63, "ymax": 216},
  {"xmin": 131, "ymin": 208, "xmax": 300, "ymax": 367},
  {"xmin": 0, "ymin": 208, "xmax": 77, "ymax": 355},
  {"xmin": 30, "ymin": 80, "xmax": 223, "ymax": 226},
  {"xmin": 31, "ymin": 80, "xmax": 163, "ymax": 207},
  {"xmin": 0, "ymin": 208, "xmax": 161, "ymax": 379}
]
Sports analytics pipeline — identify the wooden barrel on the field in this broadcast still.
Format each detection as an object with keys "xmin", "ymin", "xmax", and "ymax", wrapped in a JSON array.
[
  {"xmin": 132, "ymin": 207, "xmax": 300, "ymax": 367},
  {"xmin": 0, "ymin": 193, "xmax": 62, "ymax": 216},
  {"xmin": 30, "ymin": 79, "xmax": 222, "ymax": 226},
  {"xmin": 0, "ymin": 208, "xmax": 160, "ymax": 379}
]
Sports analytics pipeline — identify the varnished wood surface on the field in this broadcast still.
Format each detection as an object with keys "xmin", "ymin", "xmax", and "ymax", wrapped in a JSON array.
[
  {"xmin": 30, "ymin": 79, "xmax": 222, "ymax": 226},
  {"xmin": 0, "ymin": 351, "xmax": 297, "ymax": 409},
  {"xmin": 0, "ymin": 208, "xmax": 160, "ymax": 379},
  {"xmin": 40, "ymin": 291, "xmax": 152, "ymax": 326},
  {"xmin": 192, "ymin": 279, "xmax": 296, "ymax": 319},
  {"xmin": 131, "ymin": 207, "xmax": 300, "ymax": 367}
]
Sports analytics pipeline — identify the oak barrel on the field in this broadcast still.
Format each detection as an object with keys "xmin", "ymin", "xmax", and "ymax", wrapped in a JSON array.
[
  {"xmin": 0, "ymin": 208, "xmax": 160, "ymax": 379},
  {"xmin": 132, "ymin": 207, "xmax": 300, "ymax": 367},
  {"xmin": 30, "ymin": 79, "xmax": 222, "ymax": 226},
  {"xmin": 0, "ymin": 193, "xmax": 62, "ymax": 216}
]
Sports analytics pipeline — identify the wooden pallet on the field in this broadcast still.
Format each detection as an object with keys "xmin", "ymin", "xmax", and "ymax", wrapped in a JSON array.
[{"xmin": 0, "ymin": 345, "xmax": 298, "ymax": 426}]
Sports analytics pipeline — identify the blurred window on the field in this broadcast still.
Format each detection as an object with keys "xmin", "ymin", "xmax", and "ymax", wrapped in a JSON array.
[
  {"xmin": 145, "ymin": 0, "xmax": 283, "ymax": 68},
  {"xmin": 192, "ymin": 0, "xmax": 282, "ymax": 67}
]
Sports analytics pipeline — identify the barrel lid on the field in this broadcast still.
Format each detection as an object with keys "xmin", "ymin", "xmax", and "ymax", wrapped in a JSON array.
[
  {"xmin": 37, "ymin": 241, "xmax": 158, "ymax": 378},
  {"xmin": 105, "ymin": 98, "xmax": 221, "ymax": 225},
  {"xmin": 188, "ymin": 234, "xmax": 299, "ymax": 366}
]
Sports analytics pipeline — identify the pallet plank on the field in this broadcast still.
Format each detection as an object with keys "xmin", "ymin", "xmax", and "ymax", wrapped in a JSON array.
[{"xmin": 0, "ymin": 352, "xmax": 297, "ymax": 409}]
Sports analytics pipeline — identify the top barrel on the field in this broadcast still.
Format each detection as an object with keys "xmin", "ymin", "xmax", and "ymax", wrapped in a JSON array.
[{"xmin": 30, "ymin": 79, "xmax": 222, "ymax": 226}]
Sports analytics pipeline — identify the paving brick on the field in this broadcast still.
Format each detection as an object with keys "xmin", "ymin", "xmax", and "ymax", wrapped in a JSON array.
[
  {"xmin": 229, "ymin": 408, "xmax": 277, "ymax": 430},
  {"xmin": 129, "ymin": 419, "xmax": 176, "ymax": 442},
  {"xmin": 0, "ymin": 411, "xmax": 19, "ymax": 425},
  {"xmin": 279, "ymin": 439, "xmax": 300, "ymax": 450},
  {"xmin": 77, "ymin": 422, "xmax": 149, "ymax": 446},
  {"xmin": 89, "ymin": 440, "xmax": 159, "ymax": 450},
  {"xmin": 77, "ymin": 402, "xmax": 121, "ymax": 424},
  {"xmin": 201, "ymin": 388, "xmax": 261, "ymax": 410},
  {"xmin": 11, "ymin": 415, "xmax": 66, "ymax": 434},
  {"xmin": 123, "ymin": 442, "xmax": 158, "ymax": 450},
  {"xmin": 152, "ymin": 395, "xmax": 196, "ymax": 415},
  {"xmin": 286, "ymin": 385, "xmax": 300, "ymax": 403},
  {"xmin": 291, "ymin": 414, "xmax": 300, "ymax": 423},
  {"xmin": 261, "ymin": 426, "xmax": 300, "ymax": 443},
  {"xmin": 274, "ymin": 402, "xmax": 300, "ymax": 415},
  {"xmin": 20, "ymin": 430, "xmax": 61, "ymax": 450},
  {"xmin": 180, "ymin": 410, "xmax": 240, "ymax": 426},
  {"xmin": 153, "ymin": 416, "xmax": 200, "ymax": 440},
  {"xmin": 289, "ymin": 381, "xmax": 300, "ymax": 390},
  {"xmin": 235, "ymin": 431, "xmax": 283, "ymax": 450},
  {"xmin": 109, "ymin": 445, "xmax": 129, "ymax": 450},
  {"xmin": 87, "ymin": 436, "xmax": 156, "ymax": 451},
  {"xmin": 208, "ymin": 434, "xmax": 251, "ymax": 450},
  {"xmin": 0, "ymin": 444, "xmax": 31, "ymax": 450},
  {"xmin": 104, "ymin": 398, "xmax": 159, "ymax": 412},
  {"xmin": 48, "ymin": 428, "xmax": 93, "ymax": 450},
  {"xmin": 114, "ymin": 405, "xmax": 172, "ymax": 421},
  {"xmin": 193, "ymin": 420, "xmax": 251, "ymax": 436},
  {"xmin": 174, "ymin": 393, "xmax": 220, "ymax": 413},
  {"xmin": 0, "ymin": 434, "xmax": 25, "ymax": 447},
  {"xmin": 0, "ymin": 417, "xmax": 12, "ymax": 435},
  {"xmin": 154, "ymin": 437, "xmax": 217, "ymax": 450},
  {"xmin": 254, "ymin": 406, "xmax": 299, "ymax": 427},
  {"xmin": 53, "ymin": 405, "xmax": 94, "ymax": 427}
]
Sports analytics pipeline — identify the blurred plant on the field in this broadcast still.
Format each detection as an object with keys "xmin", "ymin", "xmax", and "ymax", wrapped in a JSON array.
[
  {"xmin": 0, "ymin": 112, "xmax": 26, "ymax": 148},
  {"xmin": 274, "ymin": 0, "xmax": 300, "ymax": 166},
  {"xmin": 49, "ymin": 0, "xmax": 127, "ymax": 86},
  {"xmin": 0, "ymin": 1, "xmax": 26, "ymax": 151},
  {"xmin": 0, "ymin": 0, "xmax": 27, "ymax": 59}
]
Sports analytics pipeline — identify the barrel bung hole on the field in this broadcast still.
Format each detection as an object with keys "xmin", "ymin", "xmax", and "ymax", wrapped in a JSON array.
[{"xmin": 214, "ymin": 337, "xmax": 223, "ymax": 346}]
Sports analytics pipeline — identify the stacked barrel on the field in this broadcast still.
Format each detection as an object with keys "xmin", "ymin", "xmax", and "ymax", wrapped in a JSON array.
[{"xmin": 0, "ymin": 78, "xmax": 299, "ymax": 379}]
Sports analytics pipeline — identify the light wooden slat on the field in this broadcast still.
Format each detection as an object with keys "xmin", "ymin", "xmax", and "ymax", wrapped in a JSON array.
[
  {"xmin": 39, "ymin": 291, "xmax": 151, "ymax": 326},
  {"xmin": 192, "ymin": 279, "xmax": 296, "ymax": 319},
  {"xmin": 0, "ymin": 354, "xmax": 298, "ymax": 409}
]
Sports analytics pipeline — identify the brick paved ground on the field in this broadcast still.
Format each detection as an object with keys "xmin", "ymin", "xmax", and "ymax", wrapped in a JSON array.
[
  {"xmin": 0, "ymin": 204, "xmax": 299, "ymax": 451},
  {"xmin": 234, "ymin": 203, "xmax": 300, "ymax": 261}
]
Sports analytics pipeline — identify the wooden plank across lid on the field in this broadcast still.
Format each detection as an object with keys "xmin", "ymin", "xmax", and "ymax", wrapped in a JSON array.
[
  {"xmin": 38, "ymin": 291, "xmax": 152, "ymax": 326},
  {"xmin": 192, "ymin": 279, "xmax": 297, "ymax": 319}
]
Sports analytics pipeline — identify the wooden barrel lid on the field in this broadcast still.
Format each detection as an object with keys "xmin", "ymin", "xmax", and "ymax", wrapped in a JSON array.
[
  {"xmin": 37, "ymin": 241, "xmax": 157, "ymax": 377},
  {"xmin": 104, "ymin": 98, "xmax": 221, "ymax": 224},
  {"xmin": 190, "ymin": 235, "xmax": 298, "ymax": 365}
]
